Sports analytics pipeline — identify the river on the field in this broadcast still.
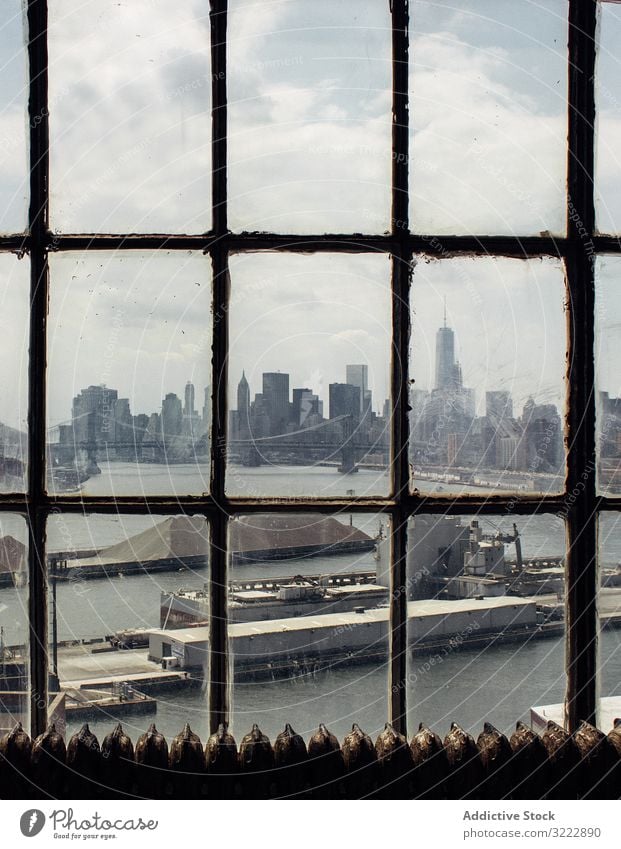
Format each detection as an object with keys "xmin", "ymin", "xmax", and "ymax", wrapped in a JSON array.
[{"xmin": 1, "ymin": 462, "xmax": 620, "ymax": 743}]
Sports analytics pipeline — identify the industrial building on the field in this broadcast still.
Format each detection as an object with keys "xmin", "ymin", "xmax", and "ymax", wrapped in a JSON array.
[{"xmin": 147, "ymin": 596, "xmax": 538, "ymax": 674}]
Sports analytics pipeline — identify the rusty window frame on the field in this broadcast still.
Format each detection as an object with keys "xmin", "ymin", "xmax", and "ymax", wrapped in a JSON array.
[{"xmin": 0, "ymin": 0, "xmax": 611, "ymax": 738}]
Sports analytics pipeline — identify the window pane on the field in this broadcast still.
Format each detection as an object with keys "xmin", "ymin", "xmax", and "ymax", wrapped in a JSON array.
[
  {"xmin": 228, "ymin": 512, "xmax": 389, "ymax": 740},
  {"xmin": 228, "ymin": 0, "xmax": 392, "ymax": 233},
  {"xmin": 410, "ymin": 0, "xmax": 567, "ymax": 235},
  {"xmin": 227, "ymin": 253, "xmax": 391, "ymax": 497},
  {"xmin": 597, "ymin": 511, "xmax": 621, "ymax": 730},
  {"xmin": 406, "ymin": 513, "xmax": 566, "ymax": 736},
  {"xmin": 410, "ymin": 256, "xmax": 566, "ymax": 496},
  {"xmin": 47, "ymin": 252, "xmax": 211, "ymax": 496},
  {"xmin": 47, "ymin": 513, "xmax": 209, "ymax": 740},
  {"xmin": 595, "ymin": 256, "xmax": 621, "ymax": 496},
  {"xmin": 0, "ymin": 515, "xmax": 28, "ymax": 733},
  {"xmin": 0, "ymin": 254, "xmax": 28, "ymax": 494},
  {"xmin": 49, "ymin": 0, "xmax": 212, "ymax": 233},
  {"xmin": 0, "ymin": 1, "xmax": 28, "ymax": 233},
  {"xmin": 595, "ymin": 1, "xmax": 621, "ymax": 235}
]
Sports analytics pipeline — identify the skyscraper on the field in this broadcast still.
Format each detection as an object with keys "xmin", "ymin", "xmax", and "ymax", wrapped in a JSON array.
[
  {"xmin": 346, "ymin": 364, "xmax": 369, "ymax": 415},
  {"xmin": 184, "ymin": 381, "xmax": 196, "ymax": 416},
  {"xmin": 486, "ymin": 390, "xmax": 513, "ymax": 421},
  {"xmin": 262, "ymin": 372, "xmax": 290, "ymax": 435},
  {"xmin": 161, "ymin": 393, "xmax": 182, "ymax": 440},
  {"xmin": 435, "ymin": 322, "xmax": 458, "ymax": 390},
  {"xmin": 329, "ymin": 383, "xmax": 361, "ymax": 420},
  {"xmin": 237, "ymin": 372, "xmax": 250, "ymax": 416},
  {"xmin": 71, "ymin": 385, "xmax": 119, "ymax": 445}
]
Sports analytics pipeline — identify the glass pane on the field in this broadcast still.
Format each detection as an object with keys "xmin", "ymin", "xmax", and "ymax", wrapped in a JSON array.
[
  {"xmin": 406, "ymin": 513, "xmax": 566, "ymax": 736},
  {"xmin": 410, "ymin": 0, "xmax": 567, "ymax": 236},
  {"xmin": 49, "ymin": 0, "xmax": 212, "ymax": 233},
  {"xmin": 47, "ymin": 513, "xmax": 209, "ymax": 740},
  {"xmin": 0, "ymin": 515, "xmax": 28, "ymax": 733},
  {"xmin": 410, "ymin": 256, "xmax": 566, "ymax": 496},
  {"xmin": 228, "ymin": 0, "xmax": 392, "ymax": 233},
  {"xmin": 0, "ymin": 1, "xmax": 28, "ymax": 232},
  {"xmin": 0, "ymin": 254, "xmax": 28, "ymax": 493},
  {"xmin": 227, "ymin": 253, "xmax": 391, "ymax": 497},
  {"xmin": 595, "ymin": 1, "xmax": 621, "ymax": 234},
  {"xmin": 596, "ymin": 256, "xmax": 621, "ymax": 496},
  {"xmin": 47, "ymin": 252, "xmax": 211, "ymax": 496},
  {"xmin": 597, "ymin": 511, "xmax": 621, "ymax": 730},
  {"xmin": 228, "ymin": 512, "xmax": 389, "ymax": 740}
]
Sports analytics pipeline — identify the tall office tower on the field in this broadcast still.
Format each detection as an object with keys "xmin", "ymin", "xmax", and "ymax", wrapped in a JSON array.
[
  {"xmin": 435, "ymin": 321, "xmax": 458, "ymax": 390},
  {"xmin": 262, "ymin": 372, "xmax": 290, "ymax": 435},
  {"xmin": 161, "ymin": 392, "xmax": 182, "ymax": 439},
  {"xmin": 237, "ymin": 372, "xmax": 250, "ymax": 416},
  {"xmin": 184, "ymin": 381, "xmax": 196, "ymax": 416},
  {"xmin": 521, "ymin": 398, "xmax": 562, "ymax": 471},
  {"xmin": 346, "ymin": 364, "xmax": 369, "ymax": 415},
  {"xmin": 329, "ymin": 383, "xmax": 361, "ymax": 420},
  {"xmin": 72, "ymin": 385, "xmax": 120, "ymax": 445},
  {"xmin": 486, "ymin": 390, "xmax": 513, "ymax": 421},
  {"xmin": 292, "ymin": 387, "xmax": 312, "ymax": 426},
  {"xmin": 113, "ymin": 398, "xmax": 133, "ymax": 443}
]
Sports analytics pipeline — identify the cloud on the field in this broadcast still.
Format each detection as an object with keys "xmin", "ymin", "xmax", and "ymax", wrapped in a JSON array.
[
  {"xmin": 48, "ymin": 0, "xmax": 212, "ymax": 233},
  {"xmin": 410, "ymin": 25, "xmax": 567, "ymax": 235},
  {"xmin": 411, "ymin": 256, "xmax": 567, "ymax": 414}
]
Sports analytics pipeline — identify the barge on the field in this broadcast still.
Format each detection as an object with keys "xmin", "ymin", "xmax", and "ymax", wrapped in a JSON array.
[
  {"xmin": 43, "ymin": 514, "xmax": 376, "ymax": 582},
  {"xmin": 147, "ymin": 596, "xmax": 547, "ymax": 680}
]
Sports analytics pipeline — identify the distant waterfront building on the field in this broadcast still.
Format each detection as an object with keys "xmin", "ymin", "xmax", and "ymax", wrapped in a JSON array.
[
  {"xmin": 435, "ymin": 316, "xmax": 460, "ymax": 390},
  {"xmin": 411, "ymin": 311, "xmax": 478, "ymax": 465},
  {"xmin": 181, "ymin": 381, "xmax": 201, "ymax": 440},
  {"xmin": 113, "ymin": 398, "xmax": 133, "ymax": 456},
  {"xmin": 498, "ymin": 434, "xmax": 520, "ymax": 471},
  {"xmin": 262, "ymin": 372, "xmax": 290, "ymax": 435},
  {"xmin": 521, "ymin": 397, "xmax": 562, "ymax": 472},
  {"xmin": 329, "ymin": 383, "xmax": 361, "ymax": 420},
  {"xmin": 486, "ymin": 390, "xmax": 513, "ymax": 421},
  {"xmin": 184, "ymin": 382, "xmax": 196, "ymax": 417},
  {"xmin": 292, "ymin": 387, "xmax": 321, "ymax": 426},
  {"xmin": 237, "ymin": 373, "xmax": 250, "ymax": 419},
  {"xmin": 346, "ymin": 365, "xmax": 370, "ymax": 416},
  {"xmin": 230, "ymin": 372, "xmax": 251, "ymax": 440},
  {"xmin": 161, "ymin": 393, "xmax": 182, "ymax": 440},
  {"xmin": 71, "ymin": 385, "xmax": 119, "ymax": 446}
]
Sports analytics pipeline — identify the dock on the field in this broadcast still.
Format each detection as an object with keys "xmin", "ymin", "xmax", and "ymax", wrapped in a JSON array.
[
  {"xmin": 148, "ymin": 596, "xmax": 542, "ymax": 678},
  {"xmin": 58, "ymin": 644, "xmax": 195, "ymax": 690}
]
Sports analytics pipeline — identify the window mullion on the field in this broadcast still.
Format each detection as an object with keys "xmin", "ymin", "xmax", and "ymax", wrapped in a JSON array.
[
  {"xmin": 565, "ymin": 0, "xmax": 598, "ymax": 731},
  {"xmin": 209, "ymin": 0, "xmax": 229, "ymax": 733},
  {"xmin": 389, "ymin": 250, "xmax": 410, "ymax": 734},
  {"xmin": 388, "ymin": 0, "xmax": 410, "ymax": 735},
  {"xmin": 26, "ymin": 0, "xmax": 50, "ymax": 739}
]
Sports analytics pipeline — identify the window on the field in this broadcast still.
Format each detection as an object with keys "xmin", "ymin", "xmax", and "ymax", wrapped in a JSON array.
[{"xmin": 0, "ymin": 0, "xmax": 615, "ymax": 749}]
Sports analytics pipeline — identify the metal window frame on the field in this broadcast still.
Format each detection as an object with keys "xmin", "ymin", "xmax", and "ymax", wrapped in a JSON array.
[{"xmin": 0, "ymin": 0, "xmax": 613, "ymax": 739}]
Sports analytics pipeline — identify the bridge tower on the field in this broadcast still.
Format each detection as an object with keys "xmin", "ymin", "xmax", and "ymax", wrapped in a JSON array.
[
  {"xmin": 241, "ymin": 443, "xmax": 262, "ymax": 467},
  {"xmin": 338, "ymin": 415, "xmax": 358, "ymax": 474}
]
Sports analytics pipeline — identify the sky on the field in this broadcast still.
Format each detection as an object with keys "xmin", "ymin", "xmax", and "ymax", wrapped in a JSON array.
[
  {"xmin": 596, "ymin": 2, "xmax": 621, "ymax": 234},
  {"xmin": 46, "ymin": 251, "xmax": 212, "ymax": 427},
  {"xmin": 411, "ymin": 255, "xmax": 568, "ymax": 414},
  {"xmin": 0, "ymin": 1, "xmax": 620, "ymax": 431},
  {"xmin": 47, "ymin": 0, "xmax": 213, "ymax": 234},
  {"xmin": 228, "ymin": 252, "xmax": 392, "ymax": 413},
  {"xmin": 409, "ymin": 0, "xmax": 569, "ymax": 235},
  {"xmin": 0, "ymin": 0, "xmax": 28, "ymax": 232}
]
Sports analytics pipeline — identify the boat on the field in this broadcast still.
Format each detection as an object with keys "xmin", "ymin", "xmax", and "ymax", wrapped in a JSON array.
[{"xmin": 159, "ymin": 572, "xmax": 387, "ymax": 630}]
